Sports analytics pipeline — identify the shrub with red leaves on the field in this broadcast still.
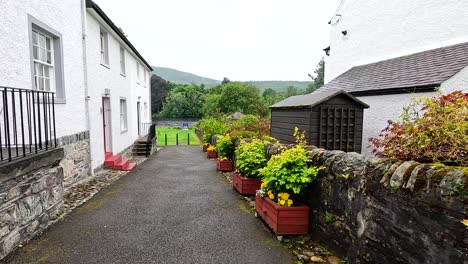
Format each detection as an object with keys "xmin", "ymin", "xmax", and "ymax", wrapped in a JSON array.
[{"xmin": 369, "ymin": 91, "xmax": 468, "ymax": 166}]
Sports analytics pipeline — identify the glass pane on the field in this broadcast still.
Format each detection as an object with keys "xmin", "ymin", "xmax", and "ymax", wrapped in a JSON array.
[
  {"xmin": 39, "ymin": 34, "xmax": 46, "ymax": 49},
  {"xmin": 32, "ymin": 31, "xmax": 38, "ymax": 45},
  {"xmin": 47, "ymin": 51, "xmax": 52, "ymax": 64},
  {"xmin": 33, "ymin": 46, "xmax": 38, "ymax": 60},
  {"xmin": 34, "ymin": 76, "xmax": 39, "ymax": 89},
  {"xmin": 44, "ymin": 66, "xmax": 50, "ymax": 77},
  {"xmin": 46, "ymin": 37, "xmax": 51, "ymax": 51},
  {"xmin": 38, "ymin": 77, "xmax": 44, "ymax": 90},
  {"xmin": 45, "ymin": 79, "xmax": 50, "ymax": 91},
  {"xmin": 35, "ymin": 63, "xmax": 43, "ymax": 77},
  {"xmin": 39, "ymin": 48, "xmax": 46, "ymax": 62}
]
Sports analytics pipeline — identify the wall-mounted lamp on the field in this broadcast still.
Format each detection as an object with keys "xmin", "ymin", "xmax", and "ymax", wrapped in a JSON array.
[
  {"xmin": 323, "ymin": 46, "xmax": 330, "ymax": 56},
  {"xmin": 341, "ymin": 30, "xmax": 348, "ymax": 36}
]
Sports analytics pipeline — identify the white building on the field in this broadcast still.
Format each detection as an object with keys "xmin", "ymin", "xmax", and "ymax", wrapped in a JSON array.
[
  {"xmin": 0, "ymin": 0, "xmax": 152, "ymax": 185},
  {"xmin": 274, "ymin": 0, "xmax": 468, "ymax": 156}
]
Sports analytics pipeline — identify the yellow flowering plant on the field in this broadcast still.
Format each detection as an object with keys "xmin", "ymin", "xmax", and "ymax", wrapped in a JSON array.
[
  {"xmin": 235, "ymin": 139, "xmax": 267, "ymax": 179},
  {"xmin": 258, "ymin": 127, "xmax": 322, "ymax": 206},
  {"xmin": 207, "ymin": 145, "xmax": 215, "ymax": 151},
  {"xmin": 215, "ymin": 135, "xmax": 235, "ymax": 160}
]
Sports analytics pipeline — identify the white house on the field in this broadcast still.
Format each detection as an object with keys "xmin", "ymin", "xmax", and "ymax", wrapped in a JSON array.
[
  {"xmin": 322, "ymin": 0, "xmax": 468, "ymax": 155},
  {"xmin": 273, "ymin": 0, "xmax": 468, "ymax": 156},
  {"xmin": 0, "ymin": 0, "xmax": 152, "ymax": 186}
]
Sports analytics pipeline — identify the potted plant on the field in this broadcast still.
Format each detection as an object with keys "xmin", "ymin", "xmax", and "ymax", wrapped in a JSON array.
[
  {"xmin": 207, "ymin": 145, "xmax": 218, "ymax": 159},
  {"xmin": 232, "ymin": 139, "xmax": 267, "ymax": 195},
  {"xmin": 256, "ymin": 128, "xmax": 322, "ymax": 235},
  {"xmin": 215, "ymin": 135, "xmax": 235, "ymax": 171},
  {"xmin": 202, "ymin": 143, "xmax": 210, "ymax": 152}
]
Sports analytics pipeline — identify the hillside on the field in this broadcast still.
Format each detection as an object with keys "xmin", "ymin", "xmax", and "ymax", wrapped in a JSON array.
[
  {"xmin": 152, "ymin": 67, "xmax": 220, "ymax": 87},
  {"xmin": 152, "ymin": 66, "xmax": 311, "ymax": 92}
]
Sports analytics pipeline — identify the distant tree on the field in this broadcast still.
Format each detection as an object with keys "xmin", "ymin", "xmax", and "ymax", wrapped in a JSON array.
[
  {"xmin": 221, "ymin": 77, "xmax": 231, "ymax": 84},
  {"xmin": 202, "ymin": 82, "xmax": 268, "ymax": 117},
  {"xmin": 117, "ymin": 27, "xmax": 128, "ymax": 38},
  {"xmin": 159, "ymin": 83, "xmax": 205, "ymax": 118},
  {"xmin": 306, "ymin": 59, "xmax": 325, "ymax": 93},
  {"xmin": 151, "ymin": 74, "xmax": 169, "ymax": 114},
  {"xmin": 285, "ymin": 86, "xmax": 300, "ymax": 97},
  {"xmin": 262, "ymin": 88, "xmax": 278, "ymax": 106}
]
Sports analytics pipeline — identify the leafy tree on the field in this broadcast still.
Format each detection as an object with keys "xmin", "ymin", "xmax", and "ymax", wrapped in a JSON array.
[
  {"xmin": 306, "ymin": 59, "xmax": 325, "ymax": 93},
  {"xmin": 159, "ymin": 83, "xmax": 205, "ymax": 118},
  {"xmin": 221, "ymin": 77, "xmax": 231, "ymax": 84},
  {"xmin": 262, "ymin": 88, "xmax": 278, "ymax": 106},
  {"xmin": 202, "ymin": 82, "xmax": 268, "ymax": 117},
  {"xmin": 285, "ymin": 86, "xmax": 300, "ymax": 97},
  {"xmin": 150, "ymin": 74, "xmax": 169, "ymax": 114}
]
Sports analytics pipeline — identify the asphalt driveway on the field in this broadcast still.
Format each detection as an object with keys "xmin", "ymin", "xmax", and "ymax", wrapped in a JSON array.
[{"xmin": 2, "ymin": 146, "xmax": 293, "ymax": 264}]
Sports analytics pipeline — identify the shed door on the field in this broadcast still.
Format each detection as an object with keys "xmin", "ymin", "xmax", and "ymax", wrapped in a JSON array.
[{"xmin": 319, "ymin": 107, "xmax": 356, "ymax": 152}]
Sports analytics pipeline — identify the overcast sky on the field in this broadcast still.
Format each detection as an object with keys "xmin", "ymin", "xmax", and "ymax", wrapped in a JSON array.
[{"xmin": 95, "ymin": 0, "xmax": 341, "ymax": 81}]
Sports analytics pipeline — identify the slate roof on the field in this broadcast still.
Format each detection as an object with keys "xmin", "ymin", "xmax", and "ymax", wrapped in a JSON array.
[
  {"xmin": 319, "ymin": 42, "xmax": 468, "ymax": 95},
  {"xmin": 271, "ymin": 90, "xmax": 369, "ymax": 108}
]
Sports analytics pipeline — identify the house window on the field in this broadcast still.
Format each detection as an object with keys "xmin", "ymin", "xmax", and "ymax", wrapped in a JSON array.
[
  {"xmin": 32, "ymin": 30, "xmax": 54, "ymax": 92},
  {"xmin": 136, "ymin": 64, "xmax": 141, "ymax": 84},
  {"xmin": 100, "ymin": 29, "xmax": 109, "ymax": 66},
  {"xmin": 29, "ymin": 15, "xmax": 66, "ymax": 103},
  {"xmin": 120, "ymin": 46, "xmax": 126, "ymax": 75},
  {"xmin": 144, "ymin": 71, "xmax": 147, "ymax": 87},
  {"xmin": 120, "ymin": 99, "xmax": 128, "ymax": 132}
]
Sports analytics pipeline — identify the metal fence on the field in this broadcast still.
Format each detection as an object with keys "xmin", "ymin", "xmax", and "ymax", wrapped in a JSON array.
[{"xmin": 0, "ymin": 86, "xmax": 56, "ymax": 162}]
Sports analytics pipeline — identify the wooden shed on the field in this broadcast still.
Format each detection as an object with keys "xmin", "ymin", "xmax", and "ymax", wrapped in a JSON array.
[{"xmin": 270, "ymin": 90, "xmax": 369, "ymax": 153}]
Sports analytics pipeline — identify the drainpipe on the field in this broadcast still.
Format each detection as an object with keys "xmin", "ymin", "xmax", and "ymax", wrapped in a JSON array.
[{"xmin": 81, "ymin": 0, "xmax": 94, "ymax": 176}]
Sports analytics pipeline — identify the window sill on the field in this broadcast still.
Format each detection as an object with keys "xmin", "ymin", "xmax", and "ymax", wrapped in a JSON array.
[
  {"xmin": 100, "ymin": 63, "xmax": 110, "ymax": 69},
  {"xmin": 55, "ymin": 97, "xmax": 66, "ymax": 104},
  {"xmin": 120, "ymin": 129, "xmax": 128, "ymax": 134}
]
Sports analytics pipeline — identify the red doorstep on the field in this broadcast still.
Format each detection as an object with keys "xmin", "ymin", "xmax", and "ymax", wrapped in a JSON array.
[
  {"xmin": 104, "ymin": 153, "xmax": 137, "ymax": 171},
  {"xmin": 232, "ymin": 173, "xmax": 262, "ymax": 195},
  {"xmin": 255, "ymin": 195, "xmax": 309, "ymax": 235}
]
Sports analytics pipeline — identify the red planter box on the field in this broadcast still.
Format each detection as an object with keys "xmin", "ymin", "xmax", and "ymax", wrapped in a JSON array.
[
  {"xmin": 216, "ymin": 159, "xmax": 233, "ymax": 172},
  {"xmin": 255, "ymin": 195, "xmax": 309, "ymax": 235},
  {"xmin": 202, "ymin": 145, "xmax": 209, "ymax": 152},
  {"xmin": 232, "ymin": 173, "xmax": 262, "ymax": 195},
  {"xmin": 207, "ymin": 150, "xmax": 218, "ymax": 159}
]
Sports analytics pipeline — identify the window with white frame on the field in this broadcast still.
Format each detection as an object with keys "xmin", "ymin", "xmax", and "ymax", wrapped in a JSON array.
[
  {"xmin": 100, "ymin": 29, "xmax": 109, "ymax": 66},
  {"xmin": 120, "ymin": 46, "xmax": 126, "ymax": 75},
  {"xmin": 29, "ymin": 16, "xmax": 65, "ymax": 102},
  {"xmin": 120, "ymin": 99, "xmax": 128, "ymax": 132},
  {"xmin": 136, "ymin": 63, "xmax": 141, "ymax": 83},
  {"xmin": 32, "ymin": 30, "xmax": 54, "ymax": 92}
]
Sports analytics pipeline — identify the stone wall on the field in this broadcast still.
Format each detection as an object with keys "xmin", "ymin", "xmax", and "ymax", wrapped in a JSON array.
[
  {"xmin": 58, "ymin": 131, "xmax": 91, "ymax": 187},
  {"xmin": 297, "ymin": 148, "xmax": 467, "ymax": 264},
  {"xmin": 0, "ymin": 148, "xmax": 65, "ymax": 260}
]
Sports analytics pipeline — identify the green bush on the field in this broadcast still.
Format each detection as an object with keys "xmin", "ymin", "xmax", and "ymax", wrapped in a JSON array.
[
  {"xmin": 369, "ymin": 91, "xmax": 468, "ymax": 166},
  {"xmin": 228, "ymin": 115, "xmax": 270, "ymax": 139},
  {"xmin": 195, "ymin": 118, "xmax": 228, "ymax": 143},
  {"xmin": 235, "ymin": 139, "xmax": 267, "ymax": 179},
  {"xmin": 215, "ymin": 135, "xmax": 235, "ymax": 159}
]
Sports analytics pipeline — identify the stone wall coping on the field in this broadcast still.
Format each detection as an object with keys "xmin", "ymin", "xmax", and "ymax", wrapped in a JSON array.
[{"xmin": 0, "ymin": 148, "xmax": 64, "ymax": 183}]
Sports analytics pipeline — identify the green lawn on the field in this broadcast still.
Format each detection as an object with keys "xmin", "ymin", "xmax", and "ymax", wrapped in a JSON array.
[{"xmin": 156, "ymin": 127, "xmax": 201, "ymax": 146}]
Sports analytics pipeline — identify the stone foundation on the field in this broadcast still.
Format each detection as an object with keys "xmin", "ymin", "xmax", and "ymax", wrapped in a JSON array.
[
  {"xmin": 58, "ymin": 131, "xmax": 91, "ymax": 187},
  {"xmin": 0, "ymin": 148, "xmax": 65, "ymax": 260}
]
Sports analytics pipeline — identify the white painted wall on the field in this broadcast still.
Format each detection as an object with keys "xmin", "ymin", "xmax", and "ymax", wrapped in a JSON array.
[
  {"xmin": 356, "ymin": 92, "xmax": 437, "ymax": 156},
  {"xmin": 0, "ymin": 0, "xmax": 87, "ymax": 138},
  {"xmin": 325, "ymin": 0, "xmax": 468, "ymax": 82},
  {"xmin": 440, "ymin": 66, "xmax": 468, "ymax": 93},
  {"xmin": 86, "ymin": 12, "xmax": 151, "ymax": 169}
]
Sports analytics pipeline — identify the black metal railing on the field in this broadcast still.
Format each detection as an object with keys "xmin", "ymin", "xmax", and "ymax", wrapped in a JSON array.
[{"xmin": 0, "ymin": 86, "xmax": 56, "ymax": 162}]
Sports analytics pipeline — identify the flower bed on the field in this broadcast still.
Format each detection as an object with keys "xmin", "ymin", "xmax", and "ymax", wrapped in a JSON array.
[
  {"xmin": 232, "ymin": 172, "xmax": 262, "ymax": 195},
  {"xmin": 216, "ymin": 159, "xmax": 233, "ymax": 172},
  {"xmin": 255, "ymin": 195, "xmax": 309, "ymax": 235}
]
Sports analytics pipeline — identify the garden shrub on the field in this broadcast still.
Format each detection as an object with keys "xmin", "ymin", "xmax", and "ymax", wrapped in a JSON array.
[
  {"xmin": 258, "ymin": 128, "xmax": 322, "ymax": 206},
  {"xmin": 369, "ymin": 91, "xmax": 468, "ymax": 166},
  {"xmin": 215, "ymin": 135, "xmax": 235, "ymax": 159},
  {"xmin": 228, "ymin": 115, "xmax": 270, "ymax": 139},
  {"xmin": 195, "ymin": 117, "xmax": 228, "ymax": 143},
  {"xmin": 235, "ymin": 139, "xmax": 267, "ymax": 179}
]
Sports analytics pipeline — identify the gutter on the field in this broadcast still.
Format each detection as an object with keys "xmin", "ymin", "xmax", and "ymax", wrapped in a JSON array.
[{"xmin": 81, "ymin": 0, "xmax": 94, "ymax": 176}]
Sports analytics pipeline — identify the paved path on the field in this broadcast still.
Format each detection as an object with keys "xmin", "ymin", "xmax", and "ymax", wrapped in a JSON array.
[{"xmin": 3, "ymin": 146, "xmax": 293, "ymax": 264}]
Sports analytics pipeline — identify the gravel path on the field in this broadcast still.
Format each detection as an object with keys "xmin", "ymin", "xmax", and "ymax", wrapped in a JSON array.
[{"xmin": 3, "ymin": 146, "xmax": 293, "ymax": 264}]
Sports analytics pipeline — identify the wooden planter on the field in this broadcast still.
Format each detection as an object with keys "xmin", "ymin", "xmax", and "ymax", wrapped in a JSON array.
[
  {"xmin": 216, "ymin": 159, "xmax": 233, "ymax": 172},
  {"xmin": 202, "ymin": 144, "xmax": 209, "ymax": 152},
  {"xmin": 232, "ymin": 173, "xmax": 262, "ymax": 195},
  {"xmin": 255, "ymin": 195, "xmax": 309, "ymax": 235},
  {"xmin": 207, "ymin": 150, "xmax": 218, "ymax": 159}
]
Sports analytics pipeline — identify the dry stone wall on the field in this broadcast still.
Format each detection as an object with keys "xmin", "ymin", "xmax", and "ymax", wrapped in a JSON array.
[
  {"xmin": 0, "ymin": 148, "xmax": 65, "ymax": 260},
  {"xmin": 58, "ymin": 131, "xmax": 91, "ymax": 187},
  {"xmin": 260, "ymin": 141, "xmax": 468, "ymax": 263}
]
